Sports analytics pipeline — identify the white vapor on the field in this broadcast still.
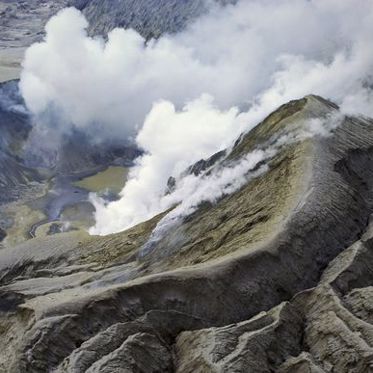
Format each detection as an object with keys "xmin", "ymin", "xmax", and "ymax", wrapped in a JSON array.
[
  {"xmin": 19, "ymin": 0, "xmax": 373, "ymax": 235},
  {"xmin": 90, "ymin": 95, "xmax": 247, "ymax": 234},
  {"xmin": 91, "ymin": 110, "xmax": 341, "ymax": 236},
  {"xmin": 137, "ymin": 112, "xmax": 342, "ymax": 255}
]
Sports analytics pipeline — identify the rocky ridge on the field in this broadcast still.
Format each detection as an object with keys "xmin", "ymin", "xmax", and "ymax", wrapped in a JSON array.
[{"xmin": 1, "ymin": 96, "xmax": 373, "ymax": 372}]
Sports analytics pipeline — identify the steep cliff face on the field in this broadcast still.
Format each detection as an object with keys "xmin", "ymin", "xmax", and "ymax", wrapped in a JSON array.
[{"xmin": 2, "ymin": 96, "xmax": 373, "ymax": 372}]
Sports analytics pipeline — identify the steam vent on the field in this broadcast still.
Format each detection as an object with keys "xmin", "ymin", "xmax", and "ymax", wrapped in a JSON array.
[{"xmin": 1, "ymin": 1, "xmax": 373, "ymax": 372}]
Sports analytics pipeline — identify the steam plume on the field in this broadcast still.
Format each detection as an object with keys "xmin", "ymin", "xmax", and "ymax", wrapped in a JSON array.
[{"xmin": 19, "ymin": 0, "xmax": 373, "ymax": 235}]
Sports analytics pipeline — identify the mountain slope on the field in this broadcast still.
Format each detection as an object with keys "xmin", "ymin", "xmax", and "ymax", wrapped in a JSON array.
[
  {"xmin": 76, "ymin": 0, "xmax": 236, "ymax": 39},
  {"xmin": 1, "ymin": 96, "xmax": 373, "ymax": 372}
]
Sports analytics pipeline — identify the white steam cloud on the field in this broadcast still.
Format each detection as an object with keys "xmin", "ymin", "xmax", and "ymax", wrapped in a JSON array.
[
  {"xmin": 19, "ymin": 0, "xmax": 373, "ymax": 235},
  {"xmin": 90, "ymin": 95, "xmax": 248, "ymax": 234},
  {"xmin": 91, "ymin": 108, "xmax": 341, "ymax": 236},
  {"xmin": 137, "ymin": 112, "xmax": 342, "ymax": 255}
]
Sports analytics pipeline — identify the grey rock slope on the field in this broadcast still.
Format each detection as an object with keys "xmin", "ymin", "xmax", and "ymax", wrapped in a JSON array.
[
  {"xmin": 76, "ymin": 0, "xmax": 235, "ymax": 39},
  {"xmin": 2, "ymin": 95, "xmax": 373, "ymax": 372}
]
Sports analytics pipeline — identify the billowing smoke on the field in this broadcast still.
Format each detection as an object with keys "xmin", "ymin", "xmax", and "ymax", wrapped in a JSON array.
[
  {"xmin": 19, "ymin": 0, "xmax": 373, "ymax": 235},
  {"xmin": 20, "ymin": 1, "xmax": 373, "ymax": 136},
  {"xmin": 140, "ymin": 111, "xmax": 343, "ymax": 255},
  {"xmin": 90, "ymin": 95, "xmax": 248, "ymax": 234},
  {"xmin": 91, "ymin": 110, "xmax": 341, "ymax": 236}
]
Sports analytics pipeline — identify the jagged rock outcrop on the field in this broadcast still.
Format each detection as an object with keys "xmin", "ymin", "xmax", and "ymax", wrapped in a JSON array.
[{"xmin": 2, "ymin": 96, "xmax": 373, "ymax": 372}]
